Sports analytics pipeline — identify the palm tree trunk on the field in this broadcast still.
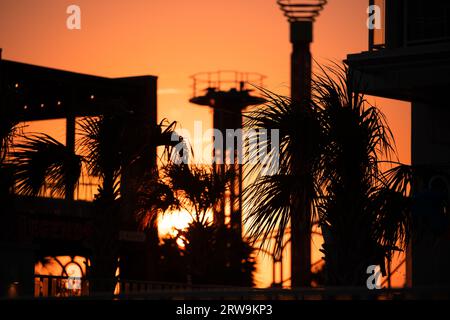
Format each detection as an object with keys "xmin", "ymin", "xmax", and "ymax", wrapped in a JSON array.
[
  {"xmin": 88, "ymin": 201, "xmax": 119, "ymax": 296},
  {"xmin": 89, "ymin": 169, "xmax": 118, "ymax": 295}
]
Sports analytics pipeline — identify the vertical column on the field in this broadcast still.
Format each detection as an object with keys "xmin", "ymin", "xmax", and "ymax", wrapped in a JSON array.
[
  {"xmin": 213, "ymin": 107, "xmax": 226, "ymax": 227},
  {"xmin": 290, "ymin": 20, "xmax": 312, "ymax": 288},
  {"xmin": 410, "ymin": 101, "xmax": 450, "ymax": 286},
  {"xmin": 229, "ymin": 109, "xmax": 243, "ymax": 236},
  {"xmin": 290, "ymin": 21, "xmax": 312, "ymax": 104},
  {"xmin": 385, "ymin": 0, "xmax": 404, "ymax": 49},
  {"xmin": 65, "ymin": 114, "xmax": 75, "ymax": 201},
  {"xmin": 213, "ymin": 102, "xmax": 244, "ymax": 235},
  {"xmin": 0, "ymin": 48, "xmax": 3, "ymax": 110}
]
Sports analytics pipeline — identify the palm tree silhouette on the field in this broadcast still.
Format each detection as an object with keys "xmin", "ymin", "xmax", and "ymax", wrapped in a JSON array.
[
  {"xmin": 137, "ymin": 162, "xmax": 255, "ymax": 286},
  {"xmin": 244, "ymin": 63, "xmax": 412, "ymax": 287},
  {"xmin": 244, "ymin": 85, "xmax": 324, "ymax": 287},
  {"xmin": 314, "ymin": 65, "xmax": 411, "ymax": 286}
]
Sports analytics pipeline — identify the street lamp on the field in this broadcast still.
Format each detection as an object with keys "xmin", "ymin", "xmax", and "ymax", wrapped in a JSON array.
[
  {"xmin": 277, "ymin": 0, "xmax": 327, "ymax": 102},
  {"xmin": 276, "ymin": 0, "xmax": 327, "ymax": 288},
  {"xmin": 277, "ymin": 0, "xmax": 327, "ymax": 22}
]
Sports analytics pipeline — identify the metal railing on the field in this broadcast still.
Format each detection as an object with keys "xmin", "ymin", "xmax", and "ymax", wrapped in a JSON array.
[
  {"xmin": 12, "ymin": 175, "xmax": 97, "ymax": 202},
  {"xmin": 30, "ymin": 275, "xmax": 450, "ymax": 300},
  {"xmin": 33, "ymin": 275, "xmax": 245, "ymax": 298},
  {"xmin": 190, "ymin": 71, "xmax": 266, "ymax": 99},
  {"xmin": 34, "ymin": 275, "xmax": 88, "ymax": 297}
]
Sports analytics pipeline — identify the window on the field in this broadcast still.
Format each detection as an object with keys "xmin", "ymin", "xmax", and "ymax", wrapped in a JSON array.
[{"xmin": 406, "ymin": 0, "xmax": 450, "ymax": 44}]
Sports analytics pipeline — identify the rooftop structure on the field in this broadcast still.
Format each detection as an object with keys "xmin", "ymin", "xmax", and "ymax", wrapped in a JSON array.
[{"xmin": 189, "ymin": 71, "xmax": 266, "ymax": 235}]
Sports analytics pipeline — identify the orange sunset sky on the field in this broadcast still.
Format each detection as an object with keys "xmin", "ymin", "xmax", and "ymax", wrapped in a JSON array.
[{"xmin": 0, "ymin": 0, "xmax": 410, "ymax": 287}]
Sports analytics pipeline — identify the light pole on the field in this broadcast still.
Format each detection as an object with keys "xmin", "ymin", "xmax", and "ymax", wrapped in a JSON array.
[
  {"xmin": 277, "ymin": 0, "xmax": 327, "ymax": 102},
  {"xmin": 277, "ymin": 0, "xmax": 327, "ymax": 288}
]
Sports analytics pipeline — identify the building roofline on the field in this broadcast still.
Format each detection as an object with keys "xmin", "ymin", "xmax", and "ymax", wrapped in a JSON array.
[{"xmin": 1, "ymin": 58, "xmax": 157, "ymax": 81}]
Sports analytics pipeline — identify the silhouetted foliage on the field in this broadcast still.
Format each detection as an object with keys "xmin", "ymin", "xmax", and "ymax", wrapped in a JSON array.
[
  {"xmin": 181, "ymin": 222, "xmax": 255, "ymax": 287},
  {"xmin": 7, "ymin": 103, "xmax": 179, "ymax": 292},
  {"xmin": 76, "ymin": 112, "xmax": 179, "ymax": 292},
  {"xmin": 12, "ymin": 134, "xmax": 82, "ymax": 197},
  {"xmin": 137, "ymin": 162, "xmax": 256, "ymax": 287},
  {"xmin": 157, "ymin": 237, "xmax": 187, "ymax": 283},
  {"xmin": 244, "ymin": 63, "xmax": 412, "ymax": 286}
]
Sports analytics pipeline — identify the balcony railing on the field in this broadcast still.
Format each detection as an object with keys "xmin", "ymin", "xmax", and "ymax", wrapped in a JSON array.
[
  {"xmin": 190, "ymin": 71, "xmax": 266, "ymax": 99},
  {"xmin": 29, "ymin": 275, "xmax": 450, "ymax": 299},
  {"xmin": 33, "ymin": 275, "xmax": 249, "ymax": 298},
  {"xmin": 12, "ymin": 174, "xmax": 98, "ymax": 202}
]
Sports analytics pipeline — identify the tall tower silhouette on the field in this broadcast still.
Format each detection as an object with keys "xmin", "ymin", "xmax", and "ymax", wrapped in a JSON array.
[
  {"xmin": 277, "ymin": 0, "xmax": 327, "ymax": 287},
  {"xmin": 189, "ymin": 71, "xmax": 266, "ymax": 235}
]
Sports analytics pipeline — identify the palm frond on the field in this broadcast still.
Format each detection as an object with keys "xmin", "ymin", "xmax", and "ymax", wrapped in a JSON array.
[
  {"xmin": 243, "ymin": 174, "xmax": 293, "ymax": 255},
  {"xmin": 12, "ymin": 134, "xmax": 82, "ymax": 197},
  {"xmin": 135, "ymin": 174, "xmax": 180, "ymax": 230},
  {"xmin": 77, "ymin": 116, "xmax": 123, "ymax": 179},
  {"xmin": 162, "ymin": 163, "xmax": 234, "ymax": 224},
  {"xmin": 243, "ymin": 88, "xmax": 325, "ymax": 255}
]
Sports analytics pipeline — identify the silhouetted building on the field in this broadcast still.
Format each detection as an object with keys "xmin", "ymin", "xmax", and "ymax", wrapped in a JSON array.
[
  {"xmin": 0, "ymin": 52, "xmax": 158, "ymax": 296},
  {"xmin": 346, "ymin": 0, "xmax": 450, "ymax": 287}
]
